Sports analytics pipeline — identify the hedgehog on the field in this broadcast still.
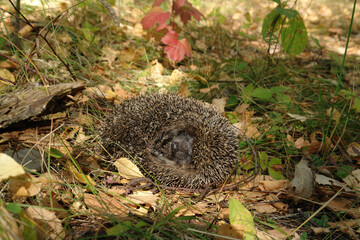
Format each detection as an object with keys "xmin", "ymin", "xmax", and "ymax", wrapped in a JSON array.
[{"xmin": 99, "ymin": 93, "xmax": 239, "ymax": 188}]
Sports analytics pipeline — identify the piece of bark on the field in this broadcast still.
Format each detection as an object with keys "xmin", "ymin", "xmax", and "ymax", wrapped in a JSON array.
[{"xmin": 0, "ymin": 82, "xmax": 86, "ymax": 129}]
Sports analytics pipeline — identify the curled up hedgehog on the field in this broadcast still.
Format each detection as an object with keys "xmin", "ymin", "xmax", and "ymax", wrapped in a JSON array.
[{"xmin": 99, "ymin": 93, "xmax": 239, "ymax": 189}]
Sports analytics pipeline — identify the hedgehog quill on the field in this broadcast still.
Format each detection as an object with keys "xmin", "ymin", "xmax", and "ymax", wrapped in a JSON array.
[{"xmin": 99, "ymin": 94, "xmax": 239, "ymax": 189}]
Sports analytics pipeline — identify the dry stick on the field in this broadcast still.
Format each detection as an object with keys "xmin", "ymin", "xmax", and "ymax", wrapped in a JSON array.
[
  {"xmin": 8, "ymin": 0, "xmax": 77, "ymax": 81},
  {"xmin": 0, "ymin": 52, "xmax": 55, "ymax": 84},
  {"xmin": 289, "ymin": 184, "xmax": 347, "ymax": 237}
]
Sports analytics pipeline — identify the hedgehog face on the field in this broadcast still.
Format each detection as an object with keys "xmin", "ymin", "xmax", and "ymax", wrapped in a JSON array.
[{"xmin": 150, "ymin": 126, "xmax": 196, "ymax": 168}]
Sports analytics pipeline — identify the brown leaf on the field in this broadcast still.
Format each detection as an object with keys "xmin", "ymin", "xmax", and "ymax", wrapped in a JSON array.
[
  {"xmin": 199, "ymin": 84, "xmax": 219, "ymax": 93},
  {"xmin": 326, "ymin": 107, "xmax": 341, "ymax": 123},
  {"xmin": 177, "ymin": 82, "xmax": 189, "ymax": 97},
  {"xmin": 347, "ymin": 142, "xmax": 360, "ymax": 157},
  {"xmin": 259, "ymin": 180, "xmax": 290, "ymax": 192},
  {"xmin": 217, "ymin": 224, "xmax": 244, "ymax": 240},
  {"xmin": 289, "ymin": 159, "xmax": 315, "ymax": 198},
  {"xmin": 343, "ymin": 169, "xmax": 360, "ymax": 191},
  {"xmin": 235, "ymin": 103, "xmax": 249, "ymax": 114},
  {"xmin": 212, "ymin": 97, "xmax": 226, "ymax": 113},
  {"xmin": 84, "ymin": 192, "xmax": 128, "ymax": 217},
  {"xmin": 294, "ymin": 137, "xmax": 308, "ymax": 149},
  {"xmin": 8, "ymin": 173, "xmax": 41, "ymax": 198},
  {"xmin": 114, "ymin": 157, "xmax": 144, "ymax": 179},
  {"xmin": 26, "ymin": 207, "xmax": 64, "ymax": 239}
]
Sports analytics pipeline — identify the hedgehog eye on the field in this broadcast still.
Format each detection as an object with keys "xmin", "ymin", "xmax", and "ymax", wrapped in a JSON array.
[{"xmin": 171, "ymin": 142, "xmax": 179, "ymax": 151}]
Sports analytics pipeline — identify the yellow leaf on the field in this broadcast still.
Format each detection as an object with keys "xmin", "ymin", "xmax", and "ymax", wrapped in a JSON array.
[
  {"xmin": 0, "ymin": 153, "xmax": 25, "ymax": 182},
  {"xmin": 114, "ymin": 157, "xmax": 144, "ymax": 179},
  {"xmin": 66, "ymin": 161, "xmax": 95, "ymax": 186},
  {"xmin": 229, "ymin": 199, "xmax": 255, "ymax": 240}
]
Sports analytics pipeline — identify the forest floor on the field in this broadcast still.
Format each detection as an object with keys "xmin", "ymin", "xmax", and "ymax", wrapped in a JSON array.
[{"xmin": 0, "ymin": 0, "xmax": 360, "ymax": 239}]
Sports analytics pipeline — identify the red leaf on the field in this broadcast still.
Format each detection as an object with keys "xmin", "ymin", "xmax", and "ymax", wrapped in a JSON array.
[
  {"xmin": 161, "ymin": 30, "xmax": 191, "ymax": 62},
  {"xmin": 174, "ymin": 0, "xmax": 187, "ymax": 8},
  {"xmin": 152, "ymin": 0, "xmax": 166, "ymax": 7},
  {"xmin": 174, "ymin": 1, "xmax": 203, "ymax": 25},
  {"xmin": 141, "ymin": 7, "xmax": 170, "ymax": 31}
]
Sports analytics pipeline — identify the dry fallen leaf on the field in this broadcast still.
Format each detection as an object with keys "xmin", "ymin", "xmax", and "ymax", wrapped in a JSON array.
[
  {"xmin": 251, "ymin": 203, "xmax": 277, "ymax": 213},
  {"xmin": 289, "ymin": 159, "xmax": 314, "ymax": 198},
  {"xmin": 343, "ymin": 169, "xmax": 360, "ymax": 191},
  {"xmin": 0, "ymin": 204, "xmax": 22, "ymax": 240},
  {"xmin": 212, "ymin": 97, "xmax": 226, "ymax": 113},
  {"xmin": 287, "ymin": 113, "xmax": 306, "ymax": 122},
  {"xmin": 326, "ymin": 107, "xmax": 341, "ymax": 123},
  {"xmin": 347, "ymin": 142, "xmax": 360, "ymax": 157},
  {"xmin": 66, "ymin": 160, "xmax": 96, "ymax": 186},
  {"xmin": 84, "ymin": 192, "xmax": 128, "ymax": 217},
  {"xmin": 217, "ymin": 224, "xmax": 244, "ymax": 240},
  {"xmin": 294, "ymin": 137, "xmax": 308, "ymax": 149},
  {"xmin": 259, "ymin": 179, "xmax": 290, "ymax": 192},
  {"xmin": 8, "ymin": 173, "xmax": 42, "ymax": 198},
  {"xmin": 114, "ymin": 157, "xmax": 144, "ymax": 179},
  {"xmin": 326, "ymin": 198, "xmax": 360, "ymax": 218},
  {"xmin": 0, "ymin": 153, "xmax": 25, "ymax": 182},
  {"xmin": 0, "ymin": 68, "xmax": 16, "ymax": 89},
  {"xmin": 169, "ymin": 69, "xmax": 184, "ymax": 85},
  {"xmin": 315, "ymin": 173, "xmax": 352, "ymax": 192},
  {"xmin": 199, "ymin": 84, "xmax": 219, "ymax": 93},
  {"xmin": 307, "ymin": 131, "xmax": 333, "ymax": 154},
  {"xmin": 177, "ymin": 82, "xmax": 189, "ymax": 97},
  {"xmin": 26, "ymin": 206, "xmax": 65, "ymax": 239},
  {"xmin": 235, "ymin": 103, "xmax": 249, "ymax": 114},
  {"xmin": 125, "ymin": 191, "xmax": 158, "ymax": 207}
]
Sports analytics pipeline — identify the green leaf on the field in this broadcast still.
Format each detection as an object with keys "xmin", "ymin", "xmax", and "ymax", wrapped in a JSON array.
[
  {"xmin": 5, "ymin": 202, "xmax": 23, "ymax": 214},
  {"xmin": 259, "ymin": 151, "xmax": 268, "ymax": 171},
  {"xmin": 135, "ymin": 221, "xmax": 148, "ymax": 228},
  {"xmin": 270, "ymin": 86, "xmax": 287, "ymax": 94},
  {"xmin": 271, "ymin": 0, "xmax": 281, "ymax": 4},
  {"xmin": 262, "ymin": 8, "xmax": 283, "ymax": 43},
  {"xmin": 49, "ymin": 147, "xmax": 64, "ymax": 158},
  {"xmin": 276, "ymin": 93, "xmax": 292, "ymax": 108},
  {"xmin": 229, "ymin": 199, "xmax": 255, "ymax": 240},
  {"xmin": 252, "ymin": 87, "xmax": 273, "ymax": 100},
  {"xmin": 226, "ymin": 95, "xmax": 239, "ymax": 108},
  {"xmin": 226, "ymin": 112, "xmax": 239, "ymax": 124},
  {"xmin": 233, "ymin": 61, "xmax": 248, "ymax": 71},
  {"xmin": 340, "ymin": 89, "xmax": 356, "ymax": 99},
  {"xmin": 241, "ymin": 155, "xmax": 254, "ymax": 170},
  {"xmin": 106, "ymin": 221, "xmax": 132, "ymax": 235},
  {"xmin": 352, "ymin": 97, "xmax": 360, "ymax": 113},
  {"xmin": 242, "ymin": 84, "xmax": 254, "ymax": 103},
  {"xmin": 336, "ymin": 166, "xmax": 352, "ymax": 179},
  {"xmin": 268, "ymin": 168, "xmax": 285, "ymax": 180},
  {"xmin": 0, "ymin": 37, "xmax": 5, "ymax": 49},
  {"xmin": 275, "ymin": 7, "xmax": 298, "ymax": 18},
  {"xmin": 269, "ymin": 157, "xmax": 282, "ymax": 166},
  {"xmin": 281, "ymin": 15, "xmax": 308, "ymax": 55},
  {"xmin": 311, "ymin": 154, "xmax": 324, "ymax": 167},
  {"xmin": 22, "ymin": 215, "xmax": 37, "ymax": 240}
]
